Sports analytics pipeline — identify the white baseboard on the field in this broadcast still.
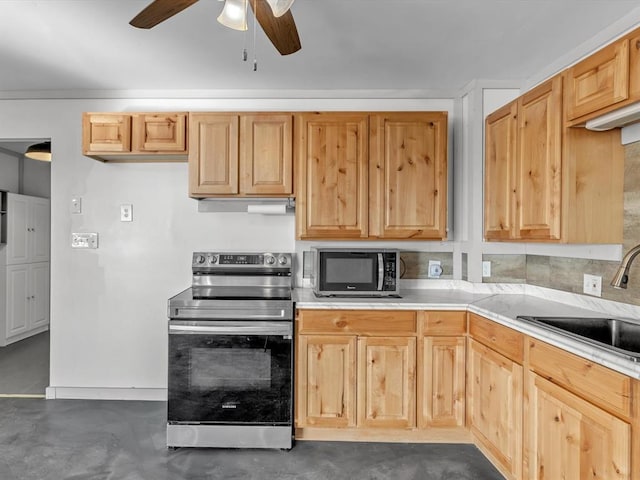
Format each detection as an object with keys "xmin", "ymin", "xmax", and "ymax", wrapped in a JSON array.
[{"xmin": 45, "ymin": 387, "xmax": 167, "ymax": 401}]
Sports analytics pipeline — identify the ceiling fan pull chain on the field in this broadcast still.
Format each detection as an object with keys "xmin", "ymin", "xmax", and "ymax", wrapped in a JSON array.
[
  {"xmin": 253, "ymin": 0, "xmax": 258, "ymax": 70},
  {"xmin": 242, "ymin": 0, "xmax": 248, "ymax": 61}
]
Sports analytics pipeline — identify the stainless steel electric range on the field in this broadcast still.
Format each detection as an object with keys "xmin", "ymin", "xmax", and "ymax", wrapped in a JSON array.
[{"xmin": 167, "ymin": 252, "xmax": 294, "ymax": 449}]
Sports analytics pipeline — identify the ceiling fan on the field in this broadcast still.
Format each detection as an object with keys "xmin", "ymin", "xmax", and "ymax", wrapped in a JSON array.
[{"xmin": 129, "ymin": 0, "xmax": 301, "ymax": 55}]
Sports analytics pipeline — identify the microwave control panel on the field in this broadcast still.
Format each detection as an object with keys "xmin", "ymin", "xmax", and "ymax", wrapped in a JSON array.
[{"xmin": 383, "ymin": 253, "xmax": 398, "ymax": 291}]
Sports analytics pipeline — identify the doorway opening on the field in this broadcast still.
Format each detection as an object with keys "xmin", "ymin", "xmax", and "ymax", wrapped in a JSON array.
[{"xmin": 0, "ymin": 139, "xmax": 51, "ymax": 398}]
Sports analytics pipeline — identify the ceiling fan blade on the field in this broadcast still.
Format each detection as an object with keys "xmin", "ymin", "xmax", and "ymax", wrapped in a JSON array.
[
  {"xmin": 130, "ymin": 0, "xmax": 200, "ymax": 29},
  {"xmin": 250, "ymin": 0, "xmax": 301, "ymax": 55}
]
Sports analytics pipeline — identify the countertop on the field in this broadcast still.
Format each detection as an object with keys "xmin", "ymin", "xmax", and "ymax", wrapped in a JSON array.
[{"xmin": 293, "ymin": 286, "xmax": 640, "ymax": 379}]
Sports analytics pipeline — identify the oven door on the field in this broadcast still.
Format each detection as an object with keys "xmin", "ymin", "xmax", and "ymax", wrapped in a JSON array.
[{"xmin": 168, "ymin": 320, "xmax": 292, "ymax": 425}]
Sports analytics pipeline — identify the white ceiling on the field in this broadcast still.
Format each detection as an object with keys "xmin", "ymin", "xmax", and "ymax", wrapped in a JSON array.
[{"xmin": 0, "ymin": 0, "xmax": 639, "ymax": 95}]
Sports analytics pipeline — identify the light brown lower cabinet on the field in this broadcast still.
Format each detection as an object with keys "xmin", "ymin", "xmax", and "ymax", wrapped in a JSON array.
[
  {"xmin": 296, "ymin": 309, "xmax": 418, "ymax": 436},
  {"xmin": 418, "ymin": 311, "xmax": 467, "ymax": 428},
  {"xmin": 527, "ymin": 373, "xmax": 631, "ymax": 480},
  {"xmin": 357, "ymin": 336, "xmax": 416, "ymax": 429},
  {"xmin": 296, "ymin": 334, "xmax": 357, "ymax": 428},
  {"xmin": 295, "ymin": 308, "xmax": 640, "ymax": 480},
  {"xmin": 467, "ymin": 338, "xmax": 523, "ymax": 480}
]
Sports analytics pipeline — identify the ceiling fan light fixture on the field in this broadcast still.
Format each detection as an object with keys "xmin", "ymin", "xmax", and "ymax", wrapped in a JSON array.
[
  {"xmin": 217, "ymin": 0, "xmax": 248, "ymax": 31},
  {"xmin": 265, "ymin": 0, "xmax": 294, "ymax": 17},
  {"xmin": 24, "ymin": 141, "xmax": 51, "ymax": 162}
]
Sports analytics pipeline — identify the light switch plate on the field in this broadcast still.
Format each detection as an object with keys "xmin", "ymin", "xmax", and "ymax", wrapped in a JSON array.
[
  {"xmin": 71, "ymin": 196, "xmax": 82, "ymax": 214},
  {"xmin": 71, "ymin": 232, "xmax": 98, "ymax": 249},
  {"xmin": 120, "ymin": 204, "xmax": 133, "ymax": 222}
]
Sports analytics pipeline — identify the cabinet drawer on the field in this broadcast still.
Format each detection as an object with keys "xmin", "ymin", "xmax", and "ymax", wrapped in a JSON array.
[
  {"xmin": 468, "ymin": 313, "xmax": 524, "ymax": 362},
  {"xmin": 529, "ymin": 338, "xmax": 632, "ymax": 419},
  {"xmin": 418, "ymin": 311, "xmax": 466, "ymax": 335},
  {"xmin": 297, "ymin": 309, "xmax": 416, "ymax": 336}
]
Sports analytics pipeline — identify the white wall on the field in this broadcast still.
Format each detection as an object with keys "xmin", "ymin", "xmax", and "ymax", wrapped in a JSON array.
[
  {"xmin": 0, "ymin": 151, "xmax": 19, "ymax": 192},
  {"xmin": 0, "ymin": 96, "xmax": 454, "ymax": 399},
  {"xmin": 23, "ymin": 158, "xmax": 51, "ymax": 198}
]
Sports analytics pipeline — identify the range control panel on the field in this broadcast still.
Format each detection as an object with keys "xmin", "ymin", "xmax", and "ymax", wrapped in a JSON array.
[{"xmin": 192, "ymin": 252, "xmax": 292, "ymax": 269}]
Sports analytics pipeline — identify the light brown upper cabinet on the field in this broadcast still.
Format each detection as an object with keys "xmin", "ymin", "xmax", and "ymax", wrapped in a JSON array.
[
  {"xmin": 82, "ymin": 112, "xmax": 188, "ymax": 162},
  {"xmin": 369, "ymin": 112, "xmax": 448, "ymax": 239},
  {"xmin": 565, "ymin": 26, "xmax": 640, "ymax": 126},
  {"xmin": 565, "ymin": 39, "xmax": 630, "ymax": 122},
  {"xmin": 485, "ymin": 102, "xmax": 518, "ymax": 240},
  {"xmin": 485, "ymin": 77, "xmax": 562, "ymax": 241},
  {"xmin": 189, "ymin": 113, "xmax": 293, "ymax": 198},
  {"xmin": 295, "ymin": 112, "xmax": 370, "ymax": 239},
  {"xmin": 296, "ymin": 111, "xmax": 448, "ymax": 240},
  {"xmin": 484, "ymin": 75, "xmax": 624, "ymax": 243}
]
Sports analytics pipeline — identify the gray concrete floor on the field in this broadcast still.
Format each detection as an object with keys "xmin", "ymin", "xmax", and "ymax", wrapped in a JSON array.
[
  {"xmin": 0, "ymin": 398, "xmax": 505, "ymax": 480},
  {"xmin": 0, "ymin": 331, "xmax": 49, "ymax": 395}
]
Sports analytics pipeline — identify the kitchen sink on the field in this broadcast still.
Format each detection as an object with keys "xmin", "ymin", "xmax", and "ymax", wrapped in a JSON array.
[{"xmin": 516, "ymin": 315, "xmax": 640, "ymax": 361}]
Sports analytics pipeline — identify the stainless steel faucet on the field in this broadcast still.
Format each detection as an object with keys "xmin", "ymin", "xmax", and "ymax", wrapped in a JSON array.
[{"xmin": 611, "ymin": 244, "xmax": 640, "ymax": 289}]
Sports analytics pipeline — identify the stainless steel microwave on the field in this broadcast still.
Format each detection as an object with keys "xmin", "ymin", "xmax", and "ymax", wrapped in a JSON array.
[{"xmin": 311, "ymin": 248, "xmax": 400, "ymax": 297}]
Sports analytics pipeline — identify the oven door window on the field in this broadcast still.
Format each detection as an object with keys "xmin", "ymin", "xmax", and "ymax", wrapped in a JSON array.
[{"xmin": 168, "ymin": 333, "xmax": 292, "ymax": 425}]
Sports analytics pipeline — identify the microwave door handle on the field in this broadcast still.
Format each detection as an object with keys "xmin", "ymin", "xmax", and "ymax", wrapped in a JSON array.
[{"xmin": 377, "ymin": 253, "xmax": 384, "ymax": 291}]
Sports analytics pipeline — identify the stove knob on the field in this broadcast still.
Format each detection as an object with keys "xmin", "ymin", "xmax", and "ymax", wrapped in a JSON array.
[
  {"xmin": 195, "ymin": 255, "xmax": 206, "ymax": 264},
  {"xmin": 278, "ymin": 255, "xmax": 288, "ymax": 265},
  {"xmin": 209, "ymin": 255, "xmax": 218, "ymax": 264},
  {"xmin": 265, "ymin": 255, "xmax": 276, "ymax": 265}
]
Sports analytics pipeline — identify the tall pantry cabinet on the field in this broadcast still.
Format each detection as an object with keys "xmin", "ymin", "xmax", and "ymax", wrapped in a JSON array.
[{"xmin": 0, "ymin": 192, "xmax": 50, "ymax": 346}]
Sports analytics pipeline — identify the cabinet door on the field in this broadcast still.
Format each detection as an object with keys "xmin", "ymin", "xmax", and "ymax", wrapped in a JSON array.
[
  {"xmin": 516, "ymin": 76, "xmax": 562, "ymax": 241},
  {"xmin": 484, "ymin": 102, "xmax": 517, "ymax": 240},
  {"xmin": 29, "ymin": 263, "xmax": 49, "ymax": 329},
  {"xmin": 369, "ymin": 112, "xmax": 448, "ymax": 239},
  {"xmin": 419, "ymin": 336, "xmax": 465, "ymax": 428},
  {"xmin": 131, "ymin": 113, "xmax": 187, "ymax": 152},
  {"xmin": 357, "ymin": 336, "xmax": 416, "ymax": 429},
  {"xmin": 565, "ymin": 39, "xmax": 629, "ymax": 121},
  {"xmin": 82, "ymin": 113, "xmax": 131, "ymax": 153},
  {"xmin": 6, "ymin": 264, "xmax": 29, "ymax": 339},
  {"xmin": 189, "ymin": 113, "xmax": 239, "ymax": 196},
  {"xmin": 527, "ymin": 374, "xmax": 631, "ymax": 480},
  {"xmin": 295, "ymin": 113, "xmax": 369, "ymax": 239},
  {"xmin": 5, "ymin": 194, "xmax": 29, "ymax": 265},
  {"xmin": 29, "ymin": 196, "xmax": 50, "ymax": 263},
  {"xmin": 240, "ymin": 114, "xmax": 293, "ymax": 195},
  {"xmin": 296, "ymin": 335, "xmax": 357, "ymax": 428},
  {"xmin": 629, "ymin": 33, "xmax": 640, "ymax": 102},
  {"xmin": 468, "ymin": 338, "xmax": 523, "ymax": 479}
]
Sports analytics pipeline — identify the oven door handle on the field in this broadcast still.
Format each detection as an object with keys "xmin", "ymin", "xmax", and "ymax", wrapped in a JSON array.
[
  {"xmin": 169, "ymin": 321, "xmax": 293, "ymax": 336},
  {"xmin": 169, "ymin": 308, "xmax": 289, "ymax": 320}
]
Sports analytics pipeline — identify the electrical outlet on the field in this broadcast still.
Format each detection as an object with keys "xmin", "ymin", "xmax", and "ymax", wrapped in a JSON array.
[
  {"xmin": 428, "ymin": 260, "xmax": 443, "ymax": 278},
  {"xmin": 120, "ymin": 204, "xmax": 133, "ymax": 222},
  {"xmin": 482, "ymin": 261, "xmax": 491, "ymax": 277},
  {"xmin": 583, "ymin": 273, "xmax": 602, "ymax": 297}
]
